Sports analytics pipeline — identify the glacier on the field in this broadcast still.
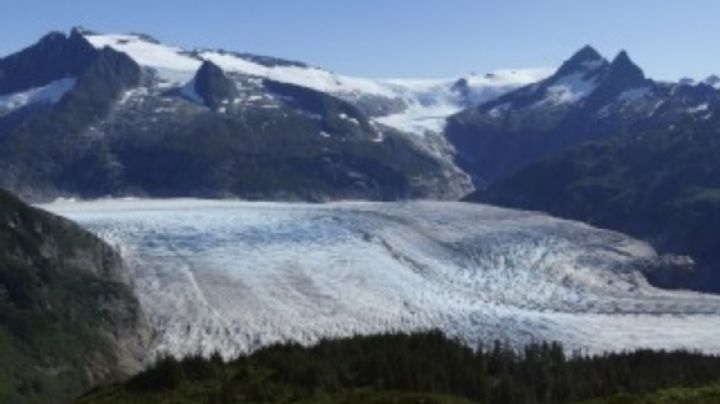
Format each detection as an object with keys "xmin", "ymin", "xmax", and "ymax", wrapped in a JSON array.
[
  {"xmin": 82, "ymin": 31, "xmax": 551, "ymax": 136},
  {"xmin": 42, "ymin": 199, "xmax": 720, "ymax": 359}
]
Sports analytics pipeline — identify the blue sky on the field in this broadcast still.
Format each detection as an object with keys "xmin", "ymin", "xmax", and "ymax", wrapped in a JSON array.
[{"xmin": 1, "ymin": 0, "xmax": 718, "ymax": 80}]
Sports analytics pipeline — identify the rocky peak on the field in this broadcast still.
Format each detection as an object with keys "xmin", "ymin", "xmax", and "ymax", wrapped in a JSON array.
[
  {"xmin": 607, "ymin": 50, "xmax": 645, "ymax": 83},
  {"xmin": 193, "ymin": 60, "xmax": 239, "ymax": 109},
  {"xmin": 582, "ymin": 50, "xmax": 650, "ymax": 108},
  {"xmin": 0, "ymin": 28, "xmax": 98, "ymax": 95},
  {"xmin": 553, "ymin": 45, "xmax": 607, "ymax": 78}
]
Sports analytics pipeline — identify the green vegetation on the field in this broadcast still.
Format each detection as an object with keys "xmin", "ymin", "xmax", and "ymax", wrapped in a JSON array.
[
  {"xmin": 577, "ymin": 383, "xmax": 720, "ymax": 404},
  {"xmin": 80, "ymin": 331, "xmax": 720, "ymax": 404},
  {"xmin": 477, "ymin": 117, "xmax": 720, "ymax": 292},
  {"xmin": 0, "ymin": 189, "xmax": 146, "ymax": 403}
]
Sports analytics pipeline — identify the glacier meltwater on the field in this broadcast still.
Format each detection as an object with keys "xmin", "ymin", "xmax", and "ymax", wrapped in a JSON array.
[{"xmin": 43, "ymin": 199, "xmax": 720, "ymax": 358}]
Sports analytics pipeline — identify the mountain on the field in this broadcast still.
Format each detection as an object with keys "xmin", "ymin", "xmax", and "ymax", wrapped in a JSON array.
[
  {"xmin": 470, "ymin": 114, "xmax": 720, "ymax": 292},
  {"xmin": 186, "ymin": 61, "xmax": 239, "ymax": 110},
  {"xmin": 445, "ymin": 46, "xmax": 720, "ymax": 186},
  {"xmin": 0, "ymin": 28, "xmax": 549, "ymax": 201},
  {"xmin": 0, "ymin": 29, "xmax": 96, "ymax": 95},
  {"xmin": 0, "ymin": 188, "xmax": 149, "ymax": 403},
  {"xmin": 448, "ymin": 45, "xmax": 720, "ymax": 291}
]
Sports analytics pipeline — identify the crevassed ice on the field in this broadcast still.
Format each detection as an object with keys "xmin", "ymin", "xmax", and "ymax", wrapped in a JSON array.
[{"xmin": 42, "ymin": 199, "xmax": 720, "ymax": 360}]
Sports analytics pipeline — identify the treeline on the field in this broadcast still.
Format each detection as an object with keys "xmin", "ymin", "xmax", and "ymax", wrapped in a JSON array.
[{"xmin": 80, "ymin": 331, "xmax": 720, "ymax": 403}]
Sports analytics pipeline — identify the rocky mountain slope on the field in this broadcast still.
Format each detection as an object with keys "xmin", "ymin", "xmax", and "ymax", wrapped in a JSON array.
[
  {"xmin": 447, "ymin": 46, "xmax": 720, "ymax": 292},
  {"xmin": 469, "ymin": 114, "xmax": 720, "ymax": 292},
  {"xmin": 0, "ymin": 28, "xmax": 549, "ymax": 201},
  {"xmin": 445, "ymin": 46, "xmax": 720, "ymax": 186},
  {"xmin": 0, "ymin": 189, "xmax": 149, "ymax": 403}
]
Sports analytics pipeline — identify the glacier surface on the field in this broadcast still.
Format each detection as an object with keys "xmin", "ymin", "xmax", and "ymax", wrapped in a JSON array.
[{"xmin": 42, "ymin": 199, "xmax": 720, "ymax": 359}]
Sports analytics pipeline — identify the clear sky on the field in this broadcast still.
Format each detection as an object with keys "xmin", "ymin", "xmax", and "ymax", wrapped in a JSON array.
[{"xmin": 1, "ymin": 0, "xmax": 718, "ymax": 80}]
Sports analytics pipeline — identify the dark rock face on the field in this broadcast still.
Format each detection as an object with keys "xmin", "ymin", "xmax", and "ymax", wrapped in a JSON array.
[
  {"xmin": 192, "ymin": 61, "xmax": 238, "ymax": 109},
  {"xmin": 0, "ymin": 28, "xmax": 97, "ymax": 95},
  {"xmin": 0, "ymin": 189, "xmax": 149, "ymax": 403},
  {"xmin": 472, "ymin": 115, "xmax": 720, "ymax": 292},
  {"xmin": 449, "ymin": 46, "xmax": 720, "ymax": 292},
  {"xmin": 0, "ymin": 46, "xmax": 142, "ymax": 199},
  {"xmin": 263, "ymin": 79, "xmax": 376, "ymax": 138},
  {"xmin": 0, "ymin": 30, "xmax": 464, "ymax": 202},
  {"xmin": 444, "ymin": 46, "xmax": 664, "ymax": 185}
]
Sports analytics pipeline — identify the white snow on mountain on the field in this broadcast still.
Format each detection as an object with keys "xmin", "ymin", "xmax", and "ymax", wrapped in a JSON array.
[
  {"xmin": 580, "ymin": 59, "xmax": 605, "ymax": 70},
  {"xmin": 0, "ymin": 78, "xmax": 76, "ymax": 114},
  {"xmin": 82, "ymin": 31, "xmax": 550, "ymax": 135},
  {"xmin": 688, "ymin": 103, "xmax": 709, "ymax": 114},
  {"xmin": 84, "ymin": 33, "xmax": 201, "ymax": 85},
  {"xmin": 617, "ymin": 86, "xmax": 653, "ymax": 103},
  {"xmin": 543, "ymin": 72, "xmax": 599, "ymax": 105},
  {"xmin": 375, "ymin": 69, "xmax": 551, "ymax": 135},
  {"xmin": 199, "ymin": 51, "xmax": 395, "ymax": 97},
  {"xmin": 42, "ymin": 199, "xmax": 720, "ymax": 359}
]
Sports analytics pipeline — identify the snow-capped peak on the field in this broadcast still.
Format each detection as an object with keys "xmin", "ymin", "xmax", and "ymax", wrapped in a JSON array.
[
  {"xmin": 80, "ymin": 30, "xmax": 550, "ymax": 99},
  {"xmin": 83, "ymin": 32, "xmax": 202, "ymax": 86},
  {"xmin": 79, "ymin": 29, "xmax": 552, "ymax": 136},
  {"xmin": 553, "ymin": 45, "xmax": 607, "ymax": 78},
  {"xmin": 84, "ymin": 33, "xmax": 201, "ymax": 71},
  {"xmin": 198, "ymin": 50, "xmax": 395, "ymax": 97},
  {"xmin": 82, "ymin": 31, "xmax": 395, "ymax": 96}
]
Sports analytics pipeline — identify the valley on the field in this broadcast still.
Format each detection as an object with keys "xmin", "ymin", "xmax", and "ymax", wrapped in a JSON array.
[
  {"xmin": 1, "ymin": 12, "xmax": 720, "ymax": 401},
  {"xmin": 43, "ymin": 199, "xmax": 720, "ymax": 359}
]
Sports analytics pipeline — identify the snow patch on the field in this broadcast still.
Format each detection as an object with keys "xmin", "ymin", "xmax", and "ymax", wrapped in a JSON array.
[
  {"xmin": 617, "ymin": 87, "xmax": 652, "ymax": 103},
  {"xmin": 81, "ymin": 31, "xmax": 552, "ymax": 136},
  {"xmin": 688, "ymin": 103, "xmax": 709, "ymax": 114},
  {"xmin": 0, "ymin": 78, "xmax": 76, "ymax": 112},
  {"xmin": 543, "ymin": 72, "xmax": 598, "ymax": 105},
  {"xmin": 338, "ymin": 113, "xmax": 359, "ymax": 125},
  {"xmin": 84, "ymin": 33, "xmax": 201, "ymax": 73},
  {"xmin": 200, "ymin": 51, "xmax": 395, "ymax": 97},
  {"xmin": 374, "ymin": 69, "xmax": 551, "ymax": 135},
  {"xmin": 580, "ymin": 59, "xmax": 605, "ymax": 70},
  {"xmin": 488, "ymin": 102, "xmax": 512, "ymax": 118},
  {"xmin": 180, "ymin": 80, "xmax": 204, "ymax": 104}
]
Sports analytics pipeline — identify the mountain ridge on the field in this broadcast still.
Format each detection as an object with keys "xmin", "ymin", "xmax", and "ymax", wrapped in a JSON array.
[{"xmin": 445, "ymin": 46, "xmax": 719, "ymax": 186}]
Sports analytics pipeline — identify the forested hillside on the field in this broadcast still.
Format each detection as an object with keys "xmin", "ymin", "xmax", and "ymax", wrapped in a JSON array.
[{"xmin": 80, "ymin": 332, "xmax": 720, "ymax": 404}]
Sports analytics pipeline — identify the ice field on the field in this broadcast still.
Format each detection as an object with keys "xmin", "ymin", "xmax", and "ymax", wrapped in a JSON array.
[{"xmin": 43, "ymin": 199, "xmax": 720, "ymax": 358}]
